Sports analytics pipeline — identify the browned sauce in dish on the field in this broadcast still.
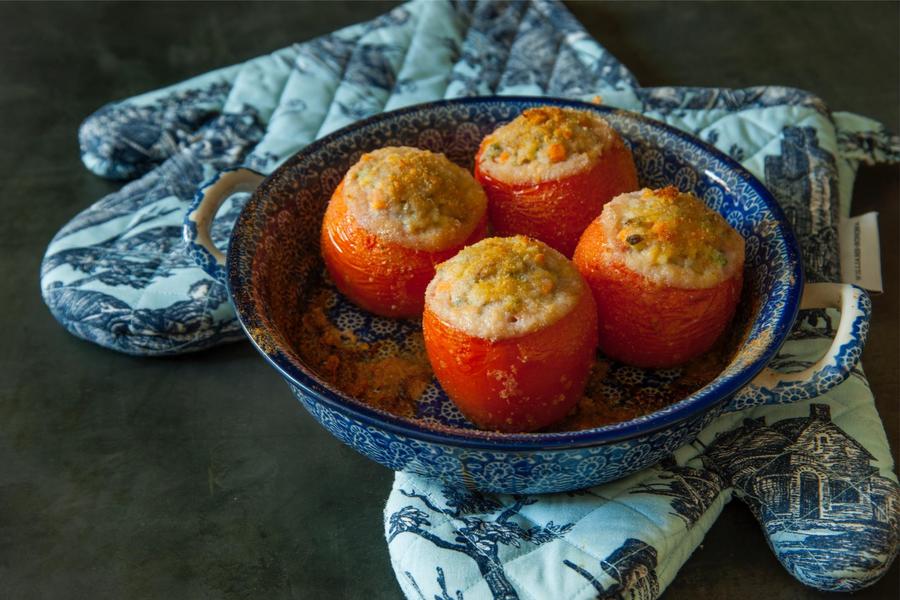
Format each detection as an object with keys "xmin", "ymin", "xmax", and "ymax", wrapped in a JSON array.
[{"xmin": 287, "ymin": 271, "xmax": 743, "ymax": 432}]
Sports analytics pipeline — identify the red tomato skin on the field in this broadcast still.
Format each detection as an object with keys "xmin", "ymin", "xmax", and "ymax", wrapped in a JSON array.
[
  {"xmin": 572, "ymin": 218, "xmax": 743, "ymax": 368},
  {"xmin": 474, "ymin": 139, "xmax": 638, "ymax": 258},
  {"xmin": 422, "ymin": 291, "xmax": 598, "ymax": 432},
  {"xmin": 321, "ymin": 182, "xmax": 488, "ymax": 318}
]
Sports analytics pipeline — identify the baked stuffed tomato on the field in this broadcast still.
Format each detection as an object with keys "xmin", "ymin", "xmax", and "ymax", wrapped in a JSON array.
[
  {"xmin": 321, "ymin": 146, "xmax": 488, "ymax": 318},
  {"xmin": 573, "ymin": 187, "xmax": 745, "ymax": 368},
  {"xmin": 474, "ymin": 106, "xmax": 638, "ymax": 257},
  {"xmin": 423, "ymin": 236, "xmax": 598, "ymax": 432}
]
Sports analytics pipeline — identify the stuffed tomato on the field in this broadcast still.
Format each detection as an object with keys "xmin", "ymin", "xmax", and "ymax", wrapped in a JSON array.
[
  {"xmin": 573, "ymin": 187, "xmax": 745, "ymax": 368},
  {"xmin": 423, "ymin": 236, "xmax": 598, "ymax": 432},
  {"xmin": 474, "ymin": 106, "xmax": 638, "ymax": 257},
  {"xmin": 321, "ymin": 146, "xmax": 488, "ymax": 318}
]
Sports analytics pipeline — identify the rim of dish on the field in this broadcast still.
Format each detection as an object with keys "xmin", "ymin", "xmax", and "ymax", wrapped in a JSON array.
[{"xmin": 226, "ymin": 96, "xmax": 804, "ymax": 451}]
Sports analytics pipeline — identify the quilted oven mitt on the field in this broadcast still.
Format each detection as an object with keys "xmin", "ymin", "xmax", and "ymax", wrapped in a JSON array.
[{"xmin": 38, "ymin": 0, "xmax": 899, "ymax": 597}]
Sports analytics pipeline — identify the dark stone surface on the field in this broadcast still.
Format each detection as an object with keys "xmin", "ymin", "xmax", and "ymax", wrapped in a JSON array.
[{"xmin": 0, "ymin": 1, "xmax": 896, "ymax": 598}]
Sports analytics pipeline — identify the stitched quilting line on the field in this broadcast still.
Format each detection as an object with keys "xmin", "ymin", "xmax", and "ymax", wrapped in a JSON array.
[
  {"xmin": 531, "ymin": 0, "xmax": 640, "ymax": 92},
  {"xmin": 84, "ymin": 77, "xmax": 237, "ymax": 176},
  {"xmin": 441, "ymin": 2, "xmax": 490, "ymax": 99},
  {"xmin": 383, "ymin": 0, "xmax": 446, "ymax": 102},
  {"xmin": 637, "ymin": 86, "xmax": 830, "ymax": 117},
  {"xmin": 311, "ymin": 4, "xmax": 419, "ymax": 141},
  {"xmin": 389, "ymin": 463, "xmax": 735, "ymax": 598},
  {"xmin": 489, "ymin": 2, "xmax": 531, "ymax": 94},
  {"xmin": 393, "ymin": 478, "xmax": 624, "ymax": 599},
  {"xmin": 244, "ymin": 45, "xmax": 341, "ymax": 159},
  {"xmin": 755, "ymin": 506, "xmax": 875, "ymax": 586},
  {"xmin": 537, "ymin": 480, "xmax": 725, "ymax": 577},
  {"xmin": 429, "ymin": 0, "xmax": 474, "ymax": 102},
  {"xmin": 496, "ymin": 2, "xmax": 563, "ymax": 93},
  {"xmin": 539, "ymin": 9, "xmax": 568, "ymax": 96},
  {"xmin": 278, "ymin": 9, "xmax": 381, "ymax": 148},
  {"xmin": 393, "ymin": 480, "xmax": 506, "ymax": 582},
  {"xmin": 457, "ymin": 484, "xmax": 699, "ymax": 597},
  {"xmin": 444, "ymin": 0, "xmax": 531, "ymax": 98}
]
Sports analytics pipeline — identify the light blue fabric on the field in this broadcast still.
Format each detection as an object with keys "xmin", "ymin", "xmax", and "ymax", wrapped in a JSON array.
[{"xmin": 38, "ymin": 0, "xmax": 899, "ymax": 596}]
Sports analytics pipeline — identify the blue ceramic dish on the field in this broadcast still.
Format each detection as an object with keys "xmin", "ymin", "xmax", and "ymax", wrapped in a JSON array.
[{"xmin": 185, "ymin": 97, "xmax": 869, "ymax": 494}]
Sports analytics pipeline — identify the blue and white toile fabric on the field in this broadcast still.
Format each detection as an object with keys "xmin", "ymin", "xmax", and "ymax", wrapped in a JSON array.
[{"xmin": 38, "ymin": 0, "xmax": 899, "ymax": 597}]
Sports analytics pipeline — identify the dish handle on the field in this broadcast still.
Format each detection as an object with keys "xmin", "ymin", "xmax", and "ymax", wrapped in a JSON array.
[
  {"xmin": 183, "ymin": 167, "xmax": 266, "ymax": 284},
  {"xmin": 723, "ymin": 283, "xmax": 870, "ymax": 413}
]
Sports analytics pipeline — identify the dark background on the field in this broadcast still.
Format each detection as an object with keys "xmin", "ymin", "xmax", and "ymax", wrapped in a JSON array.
[{"xmin": 1, "ymin": 1, "xmax": 897, "ymax": 598}]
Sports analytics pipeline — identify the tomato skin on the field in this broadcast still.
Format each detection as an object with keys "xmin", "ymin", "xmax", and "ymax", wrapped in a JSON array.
[
  {"xmin": 422, "ymin": 291, "xmax": 598, "ymax": 432},
  {"xmin": 474, "ymin": 139, "xmax": 638, "ymax": 258},
  {"xmin": 572, "ymin": 218, "xmax": 743, "ymax": 368},
  {"xmin": 321, "ymin": 182, "xmax": 488, "ymax": 318}
]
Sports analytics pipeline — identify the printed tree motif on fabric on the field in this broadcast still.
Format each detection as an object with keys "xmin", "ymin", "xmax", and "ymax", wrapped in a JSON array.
[
  {"xmin": 703, "ymin": 404, "xmax": 900, "ymax": 590},
  {"xmin": 43, "ymin": 280, "xmax": 238, "ymax": 355},
  {"xmin": 79, "ymin": 81, "xmax": 234, "ymax": 180},
  {"xmin": 630, "ymin": 457, "xmax": 726, "ymax": 526},
  {"xmin": 46, "ymin": 196, "xmax": 245, "ymax": 289},
  {"xmin": 402, "ymin": 566, "xmax": 466, "ymax": 600},
  {"xmin": 764, "ymin": 126, "xmax": 840, "ymax": 283},
  {"xmin": 326, "ymin": 3, "xmax": 412, "ymax": 121},
  {"xmin": 436, "ymin": 566, "xmax": 464, "ymax": 600},
  {"xmin": 42, "ymin": 170, "xmax": 249, "ymax": 355},
  {"xmin": 543, "ymin": 1, "xmax": 636, "ymax": 94},
  {"xmin": 55, "ymin": 152, "xmax": 203, "ymax": 239},
  {"xmin": 335, "ymin": 41, "xmax": 408, "ymax": 120},
  {"xmin": 563, "ymin": 538, "xmax": 659, "ymax": 600},
  {"xmin": 43, "ymin": 84, "xmax": 263, "ymax": 355},
  {"xmin": 388, "ymin": 486, "xmax": 574, "ymax": 600}
]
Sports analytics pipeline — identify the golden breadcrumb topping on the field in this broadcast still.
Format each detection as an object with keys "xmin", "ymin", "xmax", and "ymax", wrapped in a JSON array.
[
  {"xmin": 600, "ymin": 187, "xmax": 745, "ymax": 288},
  {"xmin": 478, "ymin": 106, "xmax": 616, "ymax": 183},
  {"xmin": 342, "ymin": 146, "xmax": 487, "ymax": 251},
  {"xmin": 425, "ymin": 236, "xmax": 585, "ymax": 340}
]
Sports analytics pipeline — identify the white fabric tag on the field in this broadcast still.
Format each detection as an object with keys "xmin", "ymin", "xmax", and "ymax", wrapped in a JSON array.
[{"xmin": 839, "ymin": 212, "xmax": 883, "ymax": 292}]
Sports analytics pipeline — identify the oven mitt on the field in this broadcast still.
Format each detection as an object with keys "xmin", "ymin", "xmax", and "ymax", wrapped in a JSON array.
[{"xmin": 38, "ymin": 0, "xmax": 898, "ymax": 595}]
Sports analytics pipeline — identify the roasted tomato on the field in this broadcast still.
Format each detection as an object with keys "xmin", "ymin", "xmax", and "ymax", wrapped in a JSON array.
[
  {"xmin": 422, "ymin": 236, "xmax": 598, "ymax": 432},
  {"xmin": 474, "ymin": 106, "xmax": 638, "ymax": 257},
  {"xmin": 572, "ymin": 188, "xmax": 745, "ymax": 368},
  {"xmin": 321, "ymin": 181, "xmax": 488, "ymax": 318},
  {"xmin": 321, "ymin": 147, "xmax": 488, "ymax": 318}
]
